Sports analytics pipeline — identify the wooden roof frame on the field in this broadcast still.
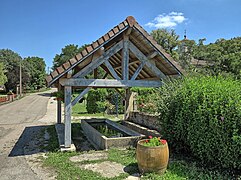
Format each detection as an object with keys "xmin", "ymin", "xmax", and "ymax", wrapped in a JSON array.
[
  {"xmin": 47, "ymin": 16, "xmax": 183, "ymax": 149},
  {"xmin": 46, "ymin": 16, "xmax": 182, "ymax": 88}
]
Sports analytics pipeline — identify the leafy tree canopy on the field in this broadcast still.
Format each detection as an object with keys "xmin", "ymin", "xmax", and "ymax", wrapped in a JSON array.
[
  {"xmin": 23, "ymin": 56, "xmax": 46, "ymax": 89},
  {"xmin": 52, "ymin": 44, "xmax": 87, "ymax": 70},
  {"xmin": 151, "ymin": 29, "xmax": 180, "ymax": 60},
  {"xmin": 0, "ymin": 62, "xmax": 7, "ymax": 85}
]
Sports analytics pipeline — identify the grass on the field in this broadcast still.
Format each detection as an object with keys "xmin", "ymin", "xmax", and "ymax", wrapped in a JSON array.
[
  {"xmin": 72, "ymin": 99, "xmax": 124, "ymax": 120},
  {"xmin": 41, "ymin": 125, "xmax": 239, "ymax": 180}
]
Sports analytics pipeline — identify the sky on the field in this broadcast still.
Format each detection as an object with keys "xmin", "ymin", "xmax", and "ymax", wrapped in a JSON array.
[{"xmin": 0, "ymin": 0, "xmax": 241, "ymax": 71}]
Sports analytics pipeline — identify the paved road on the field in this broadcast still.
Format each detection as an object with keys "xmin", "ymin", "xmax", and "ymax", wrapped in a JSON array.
[{"xmin": 0, "ymin": 90, "xmax": 55, "ymax": 180}]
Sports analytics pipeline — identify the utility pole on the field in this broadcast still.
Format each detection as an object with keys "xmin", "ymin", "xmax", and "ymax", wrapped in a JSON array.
[{"xmin": 20, "ymin": 59, "xmax": 22, "ymax": 96}]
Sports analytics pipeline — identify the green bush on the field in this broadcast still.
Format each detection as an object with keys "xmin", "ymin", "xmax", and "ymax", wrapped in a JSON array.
[
  {"xmin": 131, "ymin": 87, "xmax": 160, "ymax": 114},
  {"xmin": 158, "ymin": 76, "xmax": 241, "ymax": 169},
  {"xmin": 86, "ymin": 89, "xmax": 107, "ymax": 113}
]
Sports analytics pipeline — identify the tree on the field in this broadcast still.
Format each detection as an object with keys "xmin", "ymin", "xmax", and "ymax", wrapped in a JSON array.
[
  {"xmin": 23, "ymin": 57, "xmax": 46, "ymax": 89},
  {"xmin": 0, "ymin": 49, "xmax": 30, "ymax": 92},
  {"xmin": 0, "ymin": 62, "xmax": 7, "ymax": 85},
  {"xmin": 193, "ymin": 37, "xmax": 241, "ymax": 77},
  {"xmin": 178, "ymin": 38, "xmax": 196, "ymax": 69},
  {"xmin": 52, "ymin": 44, "xmax": 87, "ymax": 70},
  {"xmin": 151, "ymin": 29, "xmax": 179, "ymax": 60}
]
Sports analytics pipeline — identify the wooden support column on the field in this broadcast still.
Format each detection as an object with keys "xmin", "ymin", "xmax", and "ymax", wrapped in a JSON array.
[
  {"xmin": 122, "ymin": 35, "xmax": 129, "ymax": 80},
  {"xmin": 124, "ymin": 88, "xmax": 131, "ymax": 120},
  {"xmin": 57, "ymin": 83, "xmax": 62, "ymax": 124},
  {"xmin": 64, "ymin": 85, "xmax": 72, "ymax": 148}
]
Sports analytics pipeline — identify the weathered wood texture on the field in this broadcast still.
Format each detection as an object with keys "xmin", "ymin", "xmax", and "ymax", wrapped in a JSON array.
[
  {"xmin": 60, "ymin": 78, "xmax": 162, "ymax": 87},
  {"xmin": 71, "ymin": 87, "xmax": 91, "ymax": 106},
  {"xmin": 64, "ymin": 86, "xmax": 72, "ymax": 148},
  {"xmin": 57, "ymin": 83, "xmax": 62, "ymax": 124},
  {"xmin": 128, "ymin": 41, "xmax": 166, "ymax": 80},
  {"xmin": 73, "ymin": 40, "xmax": 123, "ymax": 78},
  {"xmin": 122, "ymin": 35, "xmax": 129, "ymax": 80}
]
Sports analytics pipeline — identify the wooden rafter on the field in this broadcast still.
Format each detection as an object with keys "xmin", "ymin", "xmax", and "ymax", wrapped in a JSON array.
[
  {"xmin": 73, "ymin": 40, "xmax": 124, "ymax": 78},
  {"xmin": 128, "ymin": 41, "xmax": 166, "ymax": 80}
]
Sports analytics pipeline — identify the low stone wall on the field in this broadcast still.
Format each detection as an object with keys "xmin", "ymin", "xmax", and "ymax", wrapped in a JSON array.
[{"xmin": 127, "ymin": 111, "xmax": 161, "ymax": 132}]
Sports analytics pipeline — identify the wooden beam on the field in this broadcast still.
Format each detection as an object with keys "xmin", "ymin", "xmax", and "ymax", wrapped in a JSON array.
[
  {"xmin": 114, "ymin": 60, "xmax": 139, "ymax": 70},
  {"xmin": 126, "ymin": 27, "xmax": 132, "ymax": 35},
  {"xmin": 71, "ymin": 87, "xmax": 91, "ymax": 106},
  {"xmin": 94, "ymin": 69, "xmax": 98, "ymax": 79},
  {"xmin": 57, "ymin": 83, "xmax": 62, "ymax": 124},
  {"xmin": 129, "ymin": 41, "xmax": 166, "ymax": 80},
  {"xmin": 122, "ymin": 35, "xmax": 129, "ymax": 80},
  {"xmin": 66, "ymin": 70, "xmax": 72, "ymax": 78},
  {"xmin": 147, "ymin": 51, "xmax": 158, "ymax": 59},
  {"xmin": 131, "ymin": 62, "xmax": 146, "ymax": 80},
  {"xmin": 60, "ymin": 78, "xmax": 163, "ymax": 87},
  {"xmin": 73, "ymin": 40, "xmax": 123, "ymax": 78},
  {"xmin": 104, "ymin": 60, "xmax": 121, "ymax": 80},
  {"xmin": 64, "ymin": 86, "xmax": 72, "ymax": 148}
]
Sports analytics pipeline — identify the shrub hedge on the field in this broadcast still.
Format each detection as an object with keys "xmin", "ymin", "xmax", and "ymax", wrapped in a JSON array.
[
  {"xmin": 86, "ymin": 89, "xmax": 107, "ymax": 113},
  {"xmin": 158, "ymin": 76, "xmax": 241, "ymax": 169}
]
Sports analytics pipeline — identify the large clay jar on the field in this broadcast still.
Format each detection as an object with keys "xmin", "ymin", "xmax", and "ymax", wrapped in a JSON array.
[{"xmin": 136, "ymin": 139, "xmax": 169, "ymax": 175}]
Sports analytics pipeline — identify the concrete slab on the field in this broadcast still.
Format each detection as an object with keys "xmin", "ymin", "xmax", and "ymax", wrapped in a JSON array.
[
  {"xmin": 79, "ymin": 161, "xmax": 125, "ymax": 178},
  {"xmin": 69, "ymin": 151, "xmax": 108, "ymax": 162}
]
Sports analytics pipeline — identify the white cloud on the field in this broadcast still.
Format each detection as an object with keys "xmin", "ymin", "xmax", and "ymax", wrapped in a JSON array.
[{"xmin": 145, "ymin": 12, "xmax": 187, "ymax": 29}]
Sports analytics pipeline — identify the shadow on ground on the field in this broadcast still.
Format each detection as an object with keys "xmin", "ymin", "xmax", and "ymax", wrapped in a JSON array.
[
  {"xmin": 37, "ymin": 93, "xmax": 51, "ymax": 97},
  {"xmin": 9, "ymin": 125, "xmax": 51, "ymax": 157}
]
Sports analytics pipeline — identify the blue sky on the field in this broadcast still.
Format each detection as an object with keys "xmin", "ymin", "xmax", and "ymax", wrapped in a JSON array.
[{"xmin": 0, "ymin": 0, "xmax": 240, "ymax": 70}]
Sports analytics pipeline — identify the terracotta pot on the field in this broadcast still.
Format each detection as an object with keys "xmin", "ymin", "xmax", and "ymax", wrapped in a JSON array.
[{"xmin": 136, "ymin": 139, "xmax": 169, "ymax": 175}]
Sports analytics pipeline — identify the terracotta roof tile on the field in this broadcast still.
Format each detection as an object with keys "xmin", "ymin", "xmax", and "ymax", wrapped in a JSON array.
[
  {"xmin": 92, "ymin": 41, "xmax": 99, "ymax": 49},
  {"xmin": 69, "ymin": 57, "xmax": 77, "ymax": 65},
  {"xmin": 118, "ymin": 22, "xmax": 125, "ymax": 30},
  {"xmin": 103, "ymin": 34, "xmax": 109, "ymax": 41},
  {"xmin": 81, "ymin": 49, "xmax": 88, "ymax": 57},
  {"xmin": 62, "ymin": 61, "xmax": 71, "ymax": 70},
  {"xmin": 45, "ymin": 75, "xmax": 52, "ymax": 83},
  {"xmin": 108, "ymin": 30, "xmax": 114, "ymax": 38},
  {"xmin": 51, "ymin": 70, "xmax": 59, "ymax": 79},
  {"xmin": 98, "ymin": 37, "xmax": 104, "ymax": 45},
  {"xmin": 75, "ymin": 53, "xmax": 82, "ymax": 61},
  {"xmin": 56, "ymin": 66, "xmax": 65, "ymax": 74},
  {"xmin": 113, "ymin": 27, "xmax": 119, "ymax": 34}
]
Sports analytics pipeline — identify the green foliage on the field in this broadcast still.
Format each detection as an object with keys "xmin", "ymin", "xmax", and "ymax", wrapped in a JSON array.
[
  {"xmin": 0, "ymin": 49, "xmax": 29, "ymax": 92},
  {"xmin": 178, "ymin": 39, "xmax": 196, "ymax": 70},
  {"xmin": 193, "ymin": 37, "xmax": 241, "ymax": 78},
  {"xmin": 131, "ymin": 87, "xmax": 160, "ymax": 114},
  {"xmin": 0, "ymin": 62, "xmax": 7, "ymax": 85},
  {"xmin": 23, "ymin": 56, "xmax": 46, "ymax": 89},
  {"xmin": 151, "ymin": 29, "xmax": 180, "ymax": 60},
  {"xmin": 86, "ymin": 89, "xmax": 108, "ymax": 113},
  {"xmin": 52, "ymin": 44, "xmax": 87, "ymax": 70},
  {"xmin": 143, "ymin": 137, "xmax": 167, "ymax": 147},
  {"xmin": 158, "ymin": 76, "xmax": 241, "ymax": 169}
]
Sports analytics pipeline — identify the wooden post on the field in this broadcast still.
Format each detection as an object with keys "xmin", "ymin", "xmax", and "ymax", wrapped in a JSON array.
[
  {"xmin": 57, "ymin": 83, "xmax": 62, "ymax": 124},
  {"xmin": 122, "ymin": 35, "xmax": 129, "ymax": 80},
  {"xmin": 64, "ymin": 86, "xmax": 72, "ymax": 148},
  {"xmin": 124, "ymin": 88, "xmax": 131, "ymax": 120}
]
